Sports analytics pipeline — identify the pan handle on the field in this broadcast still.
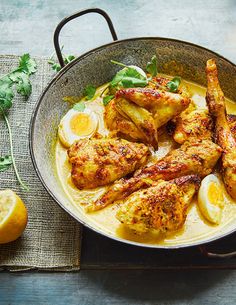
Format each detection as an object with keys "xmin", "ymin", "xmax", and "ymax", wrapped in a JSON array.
[
  {"xmin": 199, "ymin": 246, "xmax": 236, "ymax": 259},
  {"xmin": 53, "ymin": 8, "xmax": 118, "ymax": 68}
]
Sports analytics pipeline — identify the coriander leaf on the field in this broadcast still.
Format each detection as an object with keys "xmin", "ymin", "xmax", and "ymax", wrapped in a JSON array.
[
  {"xmin": 73, "ymin": 101, "xmax": 85, "ymax": 112},
  {"xmin": 48, "ymin": 52, "xmax": 76, "ymax": 72},
  {"xmin": 10, "ymin": 72, "xmax": 32, "ymax": 97},
  {"xmin": 64, "ymin": 55, "xmax": 76, "ymax": 64},
  {"xmin": 110, "ymin": 66, "xmax": 148, "ymax": 88},
  {"xmin": 0, "ymin": 155, "xmax": 12, "ymax": 172},
  {"xmin": 17, "ymin": 53, "xmax": 37, "ymax": 75},
  {"xmin": 0, "ymin": 77, "xmax": 14, "ymax": 111},
  {"xmin": 84, "ymin": 85, "xmax": 96, "ymax": 100},
  {"xmin": 122, "ymin": 77, "xmax": 148, "ymax": 88},
  {"xmin": 103, "ymin": 95, "xmax": 114, "ymax": 106},
  {"xmin": 52, "ymin": 63, "xmax": 61, "ymax": 72},
  {"xmin": 146, "ymin": 55, "xmax": 157, "ymax": 77},
  {"xmin": 48, "ymin": 60, "xmax": 61, "ymax": 71},
  {"xmin": 166, "ymin": 76, "xmax": 181, "ymax": 92},
  {"xmin": 16, "ymin": 73, "xmax": 32, "ymax": 97},
  {"xmin": 0, "ymin": 54, "xmax": 36, "ymax": 191}
]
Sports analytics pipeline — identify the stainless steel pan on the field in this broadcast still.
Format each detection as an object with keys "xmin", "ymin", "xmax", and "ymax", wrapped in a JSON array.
[{"xmin": 30, "ymin": 8, "xmax": 236, "ymax": 257}]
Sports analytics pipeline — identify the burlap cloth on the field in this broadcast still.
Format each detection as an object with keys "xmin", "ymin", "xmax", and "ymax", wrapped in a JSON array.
[{"xmin": 0, "ymin": 56, "xmax": 81, "ymax": 271}]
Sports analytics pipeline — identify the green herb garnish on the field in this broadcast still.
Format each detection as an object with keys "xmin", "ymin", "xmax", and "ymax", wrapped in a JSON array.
[
  {"xmin": 166, "ymin": 77, "xmax": 181, "ymax": 92},
  {"xmin": 64, "ymin": 55, "xmax": 76, "ymax": 64},
  {"xmin": 110, "ymin": 60, "xmax": 148, "ymax": 88},
  {"xmin": 103, "ymin": 95, "xmax": 114, "ymax": 106},
  {"xmin": 48, "ymin": 62, "xmax": 61, "ymax": 72},
  {"xmin": 84, "ymin": 85, "xmax": 96, "ymax": 100},
  {"xmin": 48, "ymin": 47, "xmax": 76, "ymax": 72},
  {"xmin": 17, "ymin": 53, "xmax": 37, "ymax": 75},
  {"xmin": 146, "ymin": 55, "xmax": 157, "ymax": 77},
  {"xmin": 0, "ymin": 155, "xmax": 13, "ymax": 172},
  {"xmin": 73, "ymin": 101, "xmax": 85, "ymax": 112},
  {"xmin": 0, "ymin": 53, "xmax": 37, "ymax": 190}
]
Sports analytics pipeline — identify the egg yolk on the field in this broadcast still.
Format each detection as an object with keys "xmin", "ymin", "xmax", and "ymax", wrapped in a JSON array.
[
  {"xmin": 207, "ymin": 182, "xmax": 224, "ymax": 207},
  {"xmin": 70, "ymin": 113, "xmax": 95, "ymax": 136}
]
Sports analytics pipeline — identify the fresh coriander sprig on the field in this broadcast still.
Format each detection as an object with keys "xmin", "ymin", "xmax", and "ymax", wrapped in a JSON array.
[
  {"xmin": 110, "ymin": 60, "xmax": 148, "ymax": 88},
  {"xmin": 99, "ymin": 59, "xmax": 149, "ymax": 106},
  {"xmin": 146, "ymin": 55, "xmax": 158, "ymax": 77},
  {"xmin": 166, "ymin": 77, "xmax": 181, "ymax": 92},
  {"xmin": 48, "ymin": 46, "xmax": 76, "ymax": 72},
  {"xmin": 84, "ymin": 85, "xmax": 96, "ymax": 100},
  {"xmin": 0, "ymin": 53, "xmax": 37, "ymax": 190},
  {"xmin": 0, "ymin": 108, "xmax": 29, "ymax": 190}
]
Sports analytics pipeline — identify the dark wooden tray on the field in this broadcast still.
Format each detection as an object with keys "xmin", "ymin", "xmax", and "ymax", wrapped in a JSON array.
[{"xmin": 81, "ymin": 228, "xmax": 236, "ymax": 270}]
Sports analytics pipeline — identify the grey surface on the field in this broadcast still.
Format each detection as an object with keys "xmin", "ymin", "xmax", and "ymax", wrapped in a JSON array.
[
  {"xmin": 0, "ymin": 270, "xmax": 236, "ymax": 305},
  {"xmin": 0, "ymin": 0, "xmax": 236, "ymax": 304}
]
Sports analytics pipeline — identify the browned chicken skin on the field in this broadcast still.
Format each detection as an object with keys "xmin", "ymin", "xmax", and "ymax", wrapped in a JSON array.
[
  {"xmin": 104, "ymin": 99, "xmax": 145, "ymax": 142},
  {"xmin": 90, "ymin": 139, "xmax": 222, "ymax": 211},
  {"xmin": 105, "ymin": 86, "xmax": 190, "ymax": 147},
  {"xmin": 172, "ymin": 104, "xmax": 213, "ymax": 143},
  {"xmin": 116, "ymin": 88, "xmax": 190, "ymax": 129},
  {"xmin": 116, "ymin": 175, "xmax": 201, "ymax": 233},
  {"xmin": 68, "ymin": 138, "xmax": 150, "ymax": 190},
  {"xmin": 206, "ymin": 59, "xmax": 236, "ymax": 199},
  {"xmin": 227, "ymin": 114, "xmax": 236, "ymax": 139},
  {"xmin": 116, "ymin": 97, "xmax": 158, "ymax": 147}
]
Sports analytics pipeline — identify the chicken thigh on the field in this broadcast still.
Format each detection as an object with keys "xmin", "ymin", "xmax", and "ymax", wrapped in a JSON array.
[
  {"xmin": 68, "ymin": 138, "xmax": 150, "ymax": 189},
  {"xmin": 90, "ymin": 139, "xmax": 221, "ymax": 211},
  {"xmin": 171, "ymin": 105, "xmax": 213, "ymax": 143},
  {"xmin": 116, "ymin": 175, "xmax": 200, "ymax": 234}
]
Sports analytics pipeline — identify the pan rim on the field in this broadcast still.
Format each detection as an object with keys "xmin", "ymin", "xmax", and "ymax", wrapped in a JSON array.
[{"xmin": 29, "ymin": 36, "xmax": 236, "ymax": 249}]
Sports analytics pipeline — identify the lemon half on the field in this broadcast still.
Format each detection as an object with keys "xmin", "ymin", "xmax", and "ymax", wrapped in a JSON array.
[{"xmin": 0, "ymin": 189, "xmax": 28, "ymax": 244}]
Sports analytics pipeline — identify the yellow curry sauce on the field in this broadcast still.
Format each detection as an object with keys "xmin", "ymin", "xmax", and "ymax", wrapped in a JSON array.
[{"xmin": 55, "ymin": 79, "xmax": 236, "ymax": 246}]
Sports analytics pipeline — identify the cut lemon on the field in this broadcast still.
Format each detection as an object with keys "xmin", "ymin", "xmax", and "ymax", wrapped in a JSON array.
[{"xmin": 0, "ymin": 189, "xmax": 28, "ymax": 244}]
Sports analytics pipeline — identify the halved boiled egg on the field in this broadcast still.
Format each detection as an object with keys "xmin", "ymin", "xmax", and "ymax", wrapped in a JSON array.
[
  {"xmin": 58, "ymin": 107, "xmax": 98, "ymax": 147},
  {"xmin": 198, "ymin": 174, "xmax": 225, "ymax": 224}
]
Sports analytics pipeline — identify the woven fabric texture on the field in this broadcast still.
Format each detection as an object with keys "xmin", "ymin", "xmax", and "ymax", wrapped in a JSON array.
[{"xmin": 0, "ymin": 56, "xmax": 81, "ymax": 271}]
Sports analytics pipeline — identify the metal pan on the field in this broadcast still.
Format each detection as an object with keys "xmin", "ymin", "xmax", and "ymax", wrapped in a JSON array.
[{"xmin": 30, "ymin": 8, "xmax": 236, "ymax": 256}]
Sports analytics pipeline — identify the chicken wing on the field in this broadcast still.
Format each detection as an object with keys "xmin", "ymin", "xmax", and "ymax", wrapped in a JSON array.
[
  {"xmin": 68, "ymin": 138, "xmax": 150, "ymax": 190},
  {"xmin": 89, "ymin": 139, "xmax": 221, "ymax": 211},
  {"xmin": 104, "ymin": 99, "xmax": 145, "ymax": 141},
  {"xmin": 115, "ymin": 88, "xmax": 190, "ymax": 129},
  {"xmin": 116, "ymin": 175, "xmax": 200, "ymax": 234},
  {"xmin": 105, "ymin": 87, "xmax": 190, "ymax": 147},
  {"xmin": 116, "ymin": 98, "xmax": 158, "ymax": 147},
  {"xmin": 206, "ymin": 59, "xmax": 236, "ymax": 199}
]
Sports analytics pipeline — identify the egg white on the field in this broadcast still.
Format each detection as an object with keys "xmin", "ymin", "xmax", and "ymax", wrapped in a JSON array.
[
  {"xmin": 198, "ymin": 174, "xmax": 224, "ymax": 224},
  {"xmin": 58, "ymin": 108, "xmax": 98, "ymax": 148}
]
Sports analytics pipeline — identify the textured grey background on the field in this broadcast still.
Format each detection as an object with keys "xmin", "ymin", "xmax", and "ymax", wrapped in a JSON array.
[{"xmin": 0, "ymin": 0, "xmax": 236, "ymax": 304}]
